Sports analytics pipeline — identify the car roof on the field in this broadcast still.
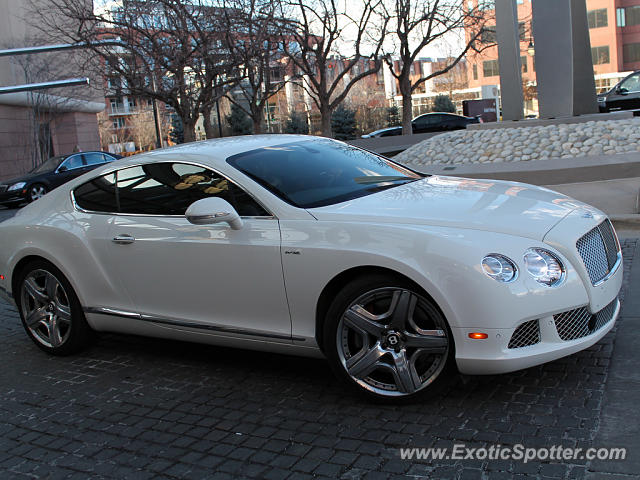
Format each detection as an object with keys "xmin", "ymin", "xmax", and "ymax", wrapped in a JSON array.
[
  {"xmin": 413, "ymin": 112, "xmax": 463, "ymax": 119},
  {"xmin": 97, "ymin": 135, "xmax": 323, "ymax": 170}
]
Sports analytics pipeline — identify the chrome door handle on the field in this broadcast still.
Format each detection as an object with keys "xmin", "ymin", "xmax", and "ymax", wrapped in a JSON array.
[{"xmin": 112, "ymin": 234, "xmax": 135, "ymax": 245}]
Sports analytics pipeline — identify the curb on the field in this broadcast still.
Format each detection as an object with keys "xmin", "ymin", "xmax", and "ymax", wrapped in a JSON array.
[{"xmin": 610, "ymin": 214, "xmax": 640, "ymax": 223}]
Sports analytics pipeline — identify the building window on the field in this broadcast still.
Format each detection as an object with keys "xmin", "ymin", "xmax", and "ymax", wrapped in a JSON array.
[
  {"xmin": 623, "ymin": 43, "xmax": 640, "ymax": 63},
  {"xmin": 481, "ymin": 26, "xmax": 496, "ymax": 44},
  {"xmin": 619, "ymin": 6, "xmax": 640, "ymax": 27},
  {"xmin": 483, "ymin": 60, "xmax": 499, "ymax": 77},
  {"xmin": 473, "ymin": 63, "xmax": 478, "ymax": 80},
  {"xmin": 591, "ymin": 46, "xmax": 610, "ymax": 65},
  {"xmin": 112, "ymin": 117, "xmax": 126, "ymax": 129},
  {"xmin": 518, "ymin": 22, "xmax": 527, "ymax": 41},
  {"xmin": 587, "ymin": 9, "xmax": 608, "ymax": 28},
  {"xmin": 520, "ymin": 56, "xmax": 528, "ymax": 73}
]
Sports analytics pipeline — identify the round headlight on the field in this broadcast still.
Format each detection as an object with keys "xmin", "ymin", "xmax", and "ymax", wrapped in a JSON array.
[
  {"xmin": 482, "ymin": 254, "xmax": 517, "ymax": 283},
  {"xmin": 523, "ymin": 248, "xmax": 564, "ymax": 286}
]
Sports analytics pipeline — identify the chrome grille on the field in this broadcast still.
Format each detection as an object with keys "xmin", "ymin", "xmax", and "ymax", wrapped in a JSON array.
[
  {"xmin": 576, "ymin": 220, "xmax": 619, "ymax": 284},
  {"xmin": 508, "ymin": 319, "xmax": 540, "ymax": 349},
  {"xmin": 554, "ymin": 297, "xmax": 618, "ymax": 341}
]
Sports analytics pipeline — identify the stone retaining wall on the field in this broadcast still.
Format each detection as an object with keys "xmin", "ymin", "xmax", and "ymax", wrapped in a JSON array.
[{"xmin": 396, "ymin": 118, "xmax": 640, "ymax": 165}]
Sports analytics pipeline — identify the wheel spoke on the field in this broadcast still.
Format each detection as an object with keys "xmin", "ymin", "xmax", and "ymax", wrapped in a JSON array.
[
  {"xmin": 404, "ymin": 331, "xmax": 448, "ymax": 353},
  {"xmin": 346, "ymin": 343, "xmax": 386, "ymax": 378},
  {"xmin": 25, "ymin": 306, "xmax": 48, "ymax": 328},
  {"xmin": 44, "ymin": 274, "xmax": 59, "ymax": 300},
  {"xmin": 344, "ymin": 306, "xmax": 385, "ymax": 337},
  {"xmin": 48, "ymin": 317, "xmax": 63, "ymax": 347},
  {"xmin": 54, "ymin": 302, "xmax": 71, "ymax": 322},
  {"xmin": 24, "ymin": 277, "xmax": 48, "ymax": 304},
  {"xmin": 389, "ymin": 290, "xmax": 416, "ymax": 330},
  {"xmin": 391, "ymin": 350, "xmax": 421, "ymax": 393}
]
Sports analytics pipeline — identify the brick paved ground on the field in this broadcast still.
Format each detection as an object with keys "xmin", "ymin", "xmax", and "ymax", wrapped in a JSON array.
[{"xmin": 0, "ymin": 239, "xmax": 637, "ymax": 480}]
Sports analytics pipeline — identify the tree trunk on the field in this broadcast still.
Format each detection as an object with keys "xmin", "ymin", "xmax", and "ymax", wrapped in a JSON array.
[
  {"xmin": 320, "ymin": 104, "xmax": 332, "ymax": 137},
  {"xmin": 202, "ymin": 107, "xmax": 217, "ymax": 139},
  {"xmin": 400, "ymin": 75, "xmax": 413, "ymax": 135},
  {"xmin": 183, "ymin": 119, "xmax": 197, "ymax": 143},
  {"xmin": 252, "ymin": 108, "xmax": 264, "ymax": 134}
]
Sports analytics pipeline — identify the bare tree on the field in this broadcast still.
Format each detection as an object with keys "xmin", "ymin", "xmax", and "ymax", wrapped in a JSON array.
[
  {"xmin": 29, "ymin": 0, "xmax": 242, "ymax": 143},
  {"xmin": 383, "ymin": 0, "xmax": 491, "ymax": 134},
  {"xmin": 220, "ymin": 0, "xmax": 289, "ymax": 134},
  {"xmin": 278, "ymin": 0, "xmax": 387, "ymax": 137}
]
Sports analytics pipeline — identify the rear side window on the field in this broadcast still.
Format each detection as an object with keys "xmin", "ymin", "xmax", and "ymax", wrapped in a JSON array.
[
  {"xmin": 73, "ymin": 162, "xmax": 268, "ymax": 216},
  {"xmin": 73, "ymin": 172, "xmax": 118, "ymax": 212},
  {"xmin": 84, "ymin": 153, "xmax": 110, "ymax": 166}
]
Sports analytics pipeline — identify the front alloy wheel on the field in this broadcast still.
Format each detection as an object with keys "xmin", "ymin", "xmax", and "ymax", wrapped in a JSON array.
[
  {"xmin": 17, "ymin": 260, "xmax": 93, "ymax": 355},
  {"xmin": 326, "ymin": 277, "xmax": 453, "ymax": 400},
  {"xmin": 28, "ymin": 184, "xmax": 47, "ymax": 202}
]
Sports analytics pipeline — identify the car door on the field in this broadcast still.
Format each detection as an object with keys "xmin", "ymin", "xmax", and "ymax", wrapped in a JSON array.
[
  {"xmin": 607, "ymin": 72, "xmax": 640, "ymax": 111},
  {"xmin": 104, "ymin": 161, "xmax": 292, "ymax": 340}
]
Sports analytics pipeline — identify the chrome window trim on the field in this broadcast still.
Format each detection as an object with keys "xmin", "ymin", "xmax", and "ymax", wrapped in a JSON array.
[
  {"xmin": 70, "ymin": 160, "xmax": 277, "ymax": 220},
  {"xmin": 84, "ymin": 306, "xmax": 304, "ymax": 341}
]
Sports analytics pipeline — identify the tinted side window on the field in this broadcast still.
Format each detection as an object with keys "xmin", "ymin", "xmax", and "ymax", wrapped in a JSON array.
[
  {"xmin": 60, "ymin": 154, "xmax": 84, "ymax": 171},
  {"xmin": 74, "ymin": 173, "xmax": 118, "ymax": 212},
  {"xmin": 114, "ymin": 163, "xmax": 269, "ymax": 216},
  {"xmin": 413, "ymin": 115, "xmax": 429, "ymax": 127},
  {"xmin": 84, "ymin": 153, "xmax": 108, "ymax": 166},
  {"xmin": 620, "ymin": 73, "xmax": 640, "ymax": 92}
]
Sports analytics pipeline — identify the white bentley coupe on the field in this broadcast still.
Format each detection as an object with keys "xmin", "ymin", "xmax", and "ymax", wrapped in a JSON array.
[{"xmin": 0, "ymin": 136, "xmax": 622, "ymax": 400}]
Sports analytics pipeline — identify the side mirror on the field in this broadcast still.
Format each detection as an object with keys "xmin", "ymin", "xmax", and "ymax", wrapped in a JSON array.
[
  {"xmin": 185, "ymin": 197, "xmax": 243, "ymax": 230},
  {"xmin": 617, "ymin": 87, "xmax": 629, "ymax": 95},
  {"xmin": 57, "ymin": 165, "xmax": 68, "ymax": 172}
]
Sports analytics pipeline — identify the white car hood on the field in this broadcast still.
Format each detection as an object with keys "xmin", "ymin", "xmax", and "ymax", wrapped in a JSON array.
[{"xmin": 308, "ymin": 175, "xmax": 586, "ymax": 241}]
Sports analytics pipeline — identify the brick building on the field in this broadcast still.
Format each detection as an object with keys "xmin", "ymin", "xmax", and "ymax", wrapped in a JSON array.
[
  {"xmin": 465, "ymin": 0, "xmax": 640, "ymax": 114},
  {"xmin": 0, "ymin": 0, "xmax": 103, "ymax": 181}
]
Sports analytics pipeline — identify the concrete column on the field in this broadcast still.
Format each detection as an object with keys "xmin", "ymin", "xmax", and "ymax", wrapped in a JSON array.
[
  {"xmin": 531, "ymin": 0, "xmax": 598, "ymax": 117},
  {"xmin": 495, "ymin": 0, "xmax": 524, "ymax": 121}
]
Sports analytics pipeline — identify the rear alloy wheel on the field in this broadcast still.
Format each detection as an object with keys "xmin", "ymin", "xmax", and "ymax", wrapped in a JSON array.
[
  {"xmin": 17, "ymin": 260, "xmax": 93, "ymax": 355},
  {"xmin": 325, "ymin": 276, "xmax": 453, "ymax": 401},
  {"xmin": 28, "ymin": 184, "xmax": 47, "ymax": 202}
]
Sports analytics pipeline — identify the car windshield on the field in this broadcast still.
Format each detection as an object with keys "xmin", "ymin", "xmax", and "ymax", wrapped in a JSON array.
[
  {"xmin": 227, "ymin": 139, "xmax": 424, "ymax": 208},
  {"xmin": 30, "ymin": 156, "xmax": 65, "ymax": 174}
]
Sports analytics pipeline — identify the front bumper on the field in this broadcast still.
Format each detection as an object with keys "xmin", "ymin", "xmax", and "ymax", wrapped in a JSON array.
[
  {"xmin": 454, "ymin": 296, "xmax": 620, "ymax": 375},
  {"xmin": 0, "ymin": 188, "xmax": 27, "ymax": 205}
]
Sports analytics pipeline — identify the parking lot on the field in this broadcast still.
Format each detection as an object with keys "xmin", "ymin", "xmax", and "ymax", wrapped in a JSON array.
[{"xmin": 0, "ymin": 233, "xmax": 637, "ymax": 479}]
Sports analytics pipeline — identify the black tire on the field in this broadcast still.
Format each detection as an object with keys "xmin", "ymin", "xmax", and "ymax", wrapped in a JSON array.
[
  {"xmin": 15, "ymin": 259, "xmax": 94, "ymax": 355},
  {"xmin": 323, "ymin": 274, "xmax": 455, "ymax": 402},
  {"xmin": 27, "ymin": 183, "xmax": 47, "ymax": 202}
]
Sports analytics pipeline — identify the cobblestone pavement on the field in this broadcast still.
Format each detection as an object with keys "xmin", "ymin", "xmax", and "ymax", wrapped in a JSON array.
[{"xmin": 0, "ymin": 240, "xmax": 637, "ymax": 480}]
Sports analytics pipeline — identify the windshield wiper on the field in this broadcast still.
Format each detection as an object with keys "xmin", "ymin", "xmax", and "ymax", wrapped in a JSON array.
[{"xmin": 353, "ymin": 175, "xmax": 417, "ymax": 184}]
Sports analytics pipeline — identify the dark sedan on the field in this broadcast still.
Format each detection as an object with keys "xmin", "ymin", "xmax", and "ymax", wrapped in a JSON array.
[
  {"xmin": 598, "ymin": 70, "xmax": 640, "ymax": 112},
  {"xmin": 362, "ymin": 112, "xmax": 480, "ymax": 138},
  {"xmin": 0, "ymin": 151, "xmax": 121, "ymax": 208}
]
